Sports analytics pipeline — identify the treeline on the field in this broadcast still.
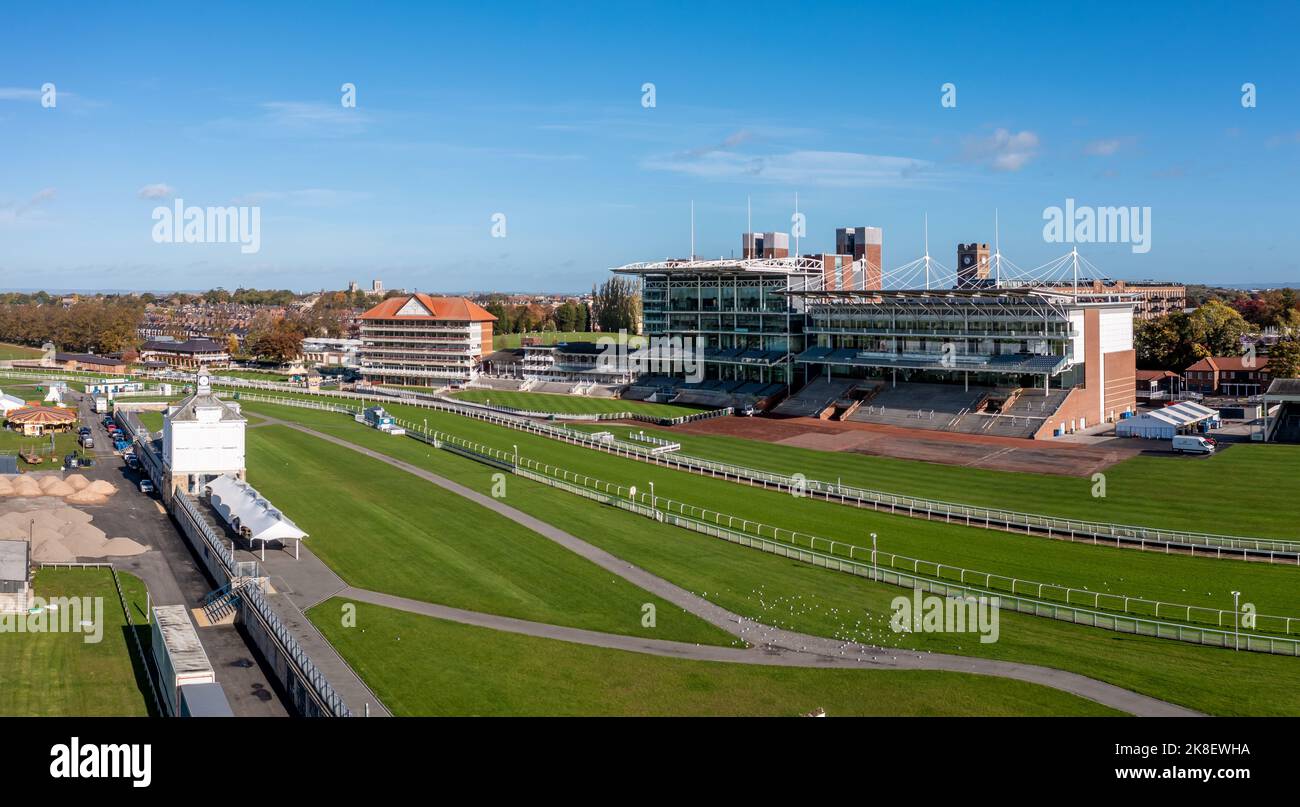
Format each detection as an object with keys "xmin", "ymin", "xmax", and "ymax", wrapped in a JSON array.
[
  {"xmin": 0, "ymin": 298, "xmax": 144, "ymax": 353},
  {"xmin": 483, "ymin": 298, "xmax": 592, "ymax": 335},
  {"xmin": 1136, "ymin": 298, "xmax": 1300, "ymax": 378},
  {"xmin": 194, "ymin": 288, "xmax": 298, "ymax": 306}
]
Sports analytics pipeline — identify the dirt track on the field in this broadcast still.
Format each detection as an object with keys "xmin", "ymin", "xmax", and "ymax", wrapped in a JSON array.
[{"xmin": 678, "ymin": 416, "xmax": 1143, "ymax": 477}]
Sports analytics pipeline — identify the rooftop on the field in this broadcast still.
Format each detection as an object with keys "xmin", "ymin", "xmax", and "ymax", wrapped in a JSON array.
[
  {"xmin": 360, "ymin": 293, "xmax": 496, "ymax": 322},
  {"xmin": 0, "ymin": 539, "xmax": 28, "ymax": 583},
  {"xmin": 141, "ymin": 338, "xmax": 227, "ymax": 354}
]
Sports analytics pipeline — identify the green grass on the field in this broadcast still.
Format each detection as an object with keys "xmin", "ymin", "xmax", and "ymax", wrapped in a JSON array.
[
  {"xmin": 244, "ymin": 424, "xmax": 732, "ymax": 646},
  {"xmin": 310, "ymin": 599, "xmax": 1122, "ymax": 716},
  {"xmin": 492, "ymin": 331, "xmax": 603, "ymax": 350},
  {"xmin": 573, "ymin": 422, "xmax": 1300, "ymax": 540},
  {"xmin": 0, "ymin": 568, "xmax": 153, "ymax": 716},
  {"xmin": 0, "ymin": 427, "xmax": 80, "ymax": 460},
  {"xmin": 0, "ymin": 343, "xmax": 43, "ymax": 360},
  {"xmin": 243, "ymin": 398, "xmax": 1300, "ymax": 621},
  {"xmin": 451, "ymin": 389, "xmax": 708, "ymax": 418},
  {"xmin": 240, "ymin": 399, "xmax": 1300, "ymax": 715}
]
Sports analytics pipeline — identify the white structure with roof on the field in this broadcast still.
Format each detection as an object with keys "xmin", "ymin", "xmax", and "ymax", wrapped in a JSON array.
[
  {"xmin": 1114, "ymin": 401, "xmax": 1220, "ymax": 439},
  {"xmin": 204, "ymin": 475, "xmax": 308, "ymax": 559},
  {"xmin": 163, "ymin": 371, "xmax": 246, "ymax": 496},
  {"xmin": 0, "ymin": 389, "xmax": 25, "ymax": 415}
]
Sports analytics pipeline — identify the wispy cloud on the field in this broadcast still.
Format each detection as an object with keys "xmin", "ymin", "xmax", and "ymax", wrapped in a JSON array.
[
  {"xmin": 197, "ymin": 100, "xmax": 372, "ymax": 140},
  {"xmin": 231, "ymin": 188, "xmax": 371, "ymax": 207},
  {"xmin": 137, "ymin": 183, "xmax": 176, "ymax": 200},
  {"xmin": 0, "ymin": 188, "xmax": 57, "ymax": 227},
  {"xmin": 644, "ymin": 148, "xmax": 934, "ymax": 188},
  {"xmin": 1082, "ymin": 136, "xmax": 1135, "ymax": 157},
  {"xmin": 961, "ymin": 128, "xmax": 1039, "ymax": 172}
]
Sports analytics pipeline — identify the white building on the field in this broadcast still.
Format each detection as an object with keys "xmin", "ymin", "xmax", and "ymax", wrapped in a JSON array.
[{"xmin": 163, "ymin": 374, "xmax": 246, "ymax": 496}]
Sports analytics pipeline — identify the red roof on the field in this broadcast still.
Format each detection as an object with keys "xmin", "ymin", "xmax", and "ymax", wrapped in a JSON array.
[
  {"xmin": 1185, "ymin": 356, "xmax": 1269, "ymax": 373},
  {"xmin": 1135, "ymin": 369, "xmax": 1179, "ymax": 381},
  {"xmin": 360, "ymin": 293, "xmax": 496, "ymax": 322}
]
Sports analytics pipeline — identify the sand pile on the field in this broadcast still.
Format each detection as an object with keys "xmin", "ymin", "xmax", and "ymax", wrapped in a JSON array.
[
  {"xmin": 11, "ymin": 476, "xmax": 43, "ymax": 497},
  {"xmin": 0, "ymin": 506, "xmax": 145, "ymax": 562},
  {"xmin": 0, "ymin": 473, "xmax": 117, "ymax": 503}
]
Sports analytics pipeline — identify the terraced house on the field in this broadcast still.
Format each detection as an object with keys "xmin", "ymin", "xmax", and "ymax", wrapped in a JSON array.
[{"xmin": 358, "ymin": 293, "xmax": 496, "ymax": 386}]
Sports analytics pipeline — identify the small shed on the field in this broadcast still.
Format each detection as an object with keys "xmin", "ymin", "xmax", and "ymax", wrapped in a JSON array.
[{"xmin": 0, "ymin": 539, "xmax": 31, "ymax": 613}]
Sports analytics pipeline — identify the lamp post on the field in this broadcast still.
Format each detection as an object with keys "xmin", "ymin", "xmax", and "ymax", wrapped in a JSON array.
[
  {"xmin": 649, "ymin": 481, "xmax": 655, "ymax": 513},
  {"xmin": 1232, "ymin": 590, "xmax": 1241, "ymax": 651},
  {"xmin": 870, "ymin": 532, "xmax": 878, "ymax": 582}
]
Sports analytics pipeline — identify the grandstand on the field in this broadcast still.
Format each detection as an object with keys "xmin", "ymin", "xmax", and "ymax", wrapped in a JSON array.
[{"xmin": 771, "ymin": 378, "xmax": 858, "ymax": 418}]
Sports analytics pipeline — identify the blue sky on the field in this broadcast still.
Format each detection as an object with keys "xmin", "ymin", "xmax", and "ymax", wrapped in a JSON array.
[{"xmin": 2, "ymin": 1, "xmax": 1298, "ymax": 292}]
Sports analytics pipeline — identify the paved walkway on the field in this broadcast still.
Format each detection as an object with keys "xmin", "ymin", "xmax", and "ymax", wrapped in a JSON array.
[{"xmin": 262, "ymin": 417, "xmax": 1201, "ymax": 717}]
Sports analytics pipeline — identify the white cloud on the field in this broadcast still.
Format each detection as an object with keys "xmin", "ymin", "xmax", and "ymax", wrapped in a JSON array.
[
  {"xmin": 1082, "ymin": 136, "xmax": 1136, "ymax": 157},
  {"xmin": 962, "ymin": 128, "xmax": 1040, "ymax": 172},
  {"xmin": 231, "ymin": 189, "xmax": 371, "ymax": 207},
  {"xmin": 644, "ymin": 148, "xmax": 933, "ymax": 188},
  {"xmin": 137, "ymin": 183, "xmax": 176, "ymax": 200},
  {"xmin": 0, "ymin": 188, "xmax": 57, "ymax": 227}
]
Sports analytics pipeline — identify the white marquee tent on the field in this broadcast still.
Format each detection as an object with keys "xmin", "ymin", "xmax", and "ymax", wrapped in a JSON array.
[
  {"xmin": 1115, "ymin": 401, "xmax": 1220, "ymax": 440},
  {"xmin": 205, "ymin": 474, "xmax": 307, "ymax": 559}
]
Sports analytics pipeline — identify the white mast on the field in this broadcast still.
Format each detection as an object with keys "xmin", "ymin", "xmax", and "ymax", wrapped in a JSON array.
[
  {"xmin": 1071, "ymin": 246, "xmax": 1080, "ymax": 295},
  {"xmin": 793, "ymin": 192, "xmax": 800, "ymax": 257},
  {"xmin": 690, "ymin": 200, "xmax": 695, "ymax": 260},
  {"xmin": 923, "ymin": 213, "xmax": 932, "ymax": 291},
  {"xmin": 993, "ymin": 208, "xmax": 1002, "ymax": 288}
]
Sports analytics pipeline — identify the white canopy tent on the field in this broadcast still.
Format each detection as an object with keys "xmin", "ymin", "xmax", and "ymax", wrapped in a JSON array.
[
  {"xmin": 205, "ymin": 474, "xmax": 307, "ymax": 560},
  {"xmin": 1115, "ymin": 401, "xmax": 1220, "ymax": 440}
]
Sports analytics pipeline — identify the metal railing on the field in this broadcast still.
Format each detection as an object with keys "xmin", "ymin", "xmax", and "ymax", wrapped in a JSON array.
[
  {"xmin": 230, "ymin": 389, "xmax": 1300, "ymax": 560},
  {"xmin": 235, "ymin": 390, "xmax": 1300, "ymax": 655},
  {"xmin": 387, "ymin": 419, "xmax": 1300, "ymax": 641}
]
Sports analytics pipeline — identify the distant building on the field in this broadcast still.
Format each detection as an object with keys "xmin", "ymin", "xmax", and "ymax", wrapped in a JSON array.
[
  {"xmin": 742, "ymin": 232, "xmax": 790, "ymax": 259},
  {"xmin": 836, "ymin": 226, "xmax": 883, "ymax": 276},
  {"xmin": 54, "ymin": 352, "xmax": 129, "ymax": 374},
  {"xmin": 956, "ymin": 243, "xmax": 992, "ymax": 288},
  {"xmin": 140, "ymin": 339, "xmax": 231, "ymax": 370},
  {"xmin": 372, "ymin": 279, "xmax": 384, "ymax": 294},
  {"xmin": 358, "ymin": 293, "xmax": 497, "ymax": 386},
  {"xmin": 1183, "ymin": 356, "xmax": 1271, "ymax": 397},
  {"xmin": 1041, "ymin": 279, "xmax": 1185, "ymax": 321}
]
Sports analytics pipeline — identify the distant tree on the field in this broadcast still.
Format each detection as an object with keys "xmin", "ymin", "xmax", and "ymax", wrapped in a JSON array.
[
  {"xmin": 591, "ymin": 277, "xmax": 640, "ymax": 334},
  {"xmin": 1268, "ymin": 338, "xmax": 1300, "ymax": 380},
  {"xmin": 1189, "ymin": 300, "xmax": 1250, "ymax": 357}
]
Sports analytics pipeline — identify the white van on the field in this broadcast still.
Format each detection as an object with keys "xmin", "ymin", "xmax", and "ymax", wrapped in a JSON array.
[{"xmin": 1172, "ymin": 434, "xmax": 1215, "ymax": 455}]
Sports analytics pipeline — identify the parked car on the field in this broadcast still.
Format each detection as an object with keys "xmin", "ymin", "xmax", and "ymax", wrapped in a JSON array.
[{"xmin": 139, "ymin": 479, "xmax": 155, "ymax": 494}]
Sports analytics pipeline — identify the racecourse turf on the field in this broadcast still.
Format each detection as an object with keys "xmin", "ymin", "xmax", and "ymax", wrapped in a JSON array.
[
  {"xmin": 571, "ymin": 422, "xmax": 1300, "ymax": 540},
  {"xmin": 310, "ymin": 598, "xmax": 1122, "ymax": 716},
  {"xmin": 244, "ymin": 424, "xmax": 733, "ymax": 647},
  {"xmin": 239, "ymin": 399, "xmax": 1300, "ymax": 715}
]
